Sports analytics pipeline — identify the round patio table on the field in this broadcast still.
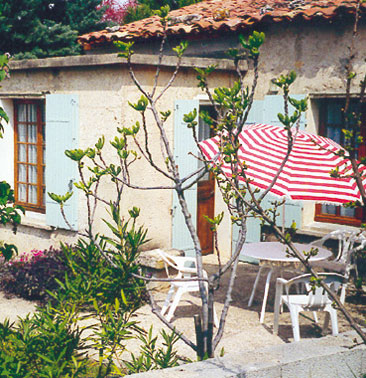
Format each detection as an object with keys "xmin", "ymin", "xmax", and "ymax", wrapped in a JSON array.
[{"xmin": 241, "ymin": 242, "xmax": 333, "ymax": 323}]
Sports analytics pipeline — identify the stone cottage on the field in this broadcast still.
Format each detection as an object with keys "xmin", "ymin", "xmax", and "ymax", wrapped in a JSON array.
[{"xmin": 0, "ymin": 0, "xmax": 365, "ymax": 259}]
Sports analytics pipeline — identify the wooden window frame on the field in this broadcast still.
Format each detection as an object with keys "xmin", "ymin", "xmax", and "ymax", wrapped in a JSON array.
[
  {"xmin": 14, "ymin": 100, "xmax": 45, "ymax": 213},
  {"xmin": 314, "ymin": 98, "xmax": 365, "ymax": 226}
]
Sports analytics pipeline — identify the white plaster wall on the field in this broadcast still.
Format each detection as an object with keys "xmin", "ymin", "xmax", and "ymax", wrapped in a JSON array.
[
  {"xmin": 246, "ymin": 22, "xmax": 366, "ymax": 98},
  {"xmin": 0, "ymin": 99, "xmax": 14, "ymax": 184}
]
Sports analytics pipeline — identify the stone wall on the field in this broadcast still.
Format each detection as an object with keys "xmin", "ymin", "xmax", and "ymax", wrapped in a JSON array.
[{"xmin": 127, "ymin": 331, "xmax": 366, "ymax": 378}]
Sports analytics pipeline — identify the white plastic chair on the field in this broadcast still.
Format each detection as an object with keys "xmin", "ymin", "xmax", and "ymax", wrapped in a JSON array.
[
  {"xmin": 273, "ymin": 273, "xmax": 345, "ymax": 342},
  {"xmin": 310, "ymin": 230, "xmax": 366, "ymax": 303},
  {"xmin": 158, "ymin": 250, "xmax": 219, "ymax": 327}
]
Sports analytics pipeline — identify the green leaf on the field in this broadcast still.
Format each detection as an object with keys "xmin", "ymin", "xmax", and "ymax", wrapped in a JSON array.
[
  {"xmin": 183, "ymin": 108, "xmax": 197, "ymax": 124},
  {"xmin": 172, "ymin": 40, "xmax": 188, "ymax": 57},
  {"xmin": 128, "ymin": 207, "xmax": 140, "ymax": 218},
  {"xmin": 115, "ymin": 41, "xmax": 135, "ymax": 58},
  {"xmin": 0, "ymin": 107, "xmax": 9, "ymax": 123},
  {"xmin": 289, "ymin": 97, "xmax": 308, "ymax": 112},
  {"xmin": 110, "ymin": 136, "xmax": 126, "ymax": 150},
  {"xmin": 239, "ymin": 31, "xmax": 265, "ymax": 57},
  {"xmin": 153, "ymin": 5, "xmax": 170, "ymax": 18},
  {"xmin": 0, "ymin": 243, "xmax": 17, "ymax": 261},
  {"xmin": 0, "ymin": 54, "xmax": 9, "ymax": 67},
  {"xmin": 48, "ymin": 191, "xmax": 73, "ymax": 204},
  {"xmin": 120, "ymin": 290, "xmax": 128, "ymax": 306},
  {"xmin": 160, "ymin": 110, "xmax": 171, "ymax": 122},
  {"xmin": 86, "ymin": 148, "xmax": 96, "ymax": 159},
  {"xmin": 65, "ymin": 148, "xmax": 87, "ymax": 161},
  {"xmin": 129, "ymin": 96, "xmax": 148, "ymax": 112},
  {"xmin": 95, "ymin": 135, "xmax": 105, "ymax": 150}
]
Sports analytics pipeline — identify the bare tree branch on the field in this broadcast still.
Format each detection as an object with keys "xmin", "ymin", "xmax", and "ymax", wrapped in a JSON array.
[{"xmin": 147, "ymin": 289, "xmax": 198, "ymax": 351}]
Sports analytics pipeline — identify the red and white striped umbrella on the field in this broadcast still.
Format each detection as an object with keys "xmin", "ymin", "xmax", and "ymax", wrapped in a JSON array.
[{"xmin": 199, "ymin": 123, "xmax": 366, "ymax": 204}]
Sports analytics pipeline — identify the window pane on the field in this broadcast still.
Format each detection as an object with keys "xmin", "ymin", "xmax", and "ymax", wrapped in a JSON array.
[
  {"xmin": 18, "ymin": 124, "xmax": 27, "ymax": 142},
  {"xmin": 340, "ymin": 207, "xmax": 355, "ymax": 217},
  {"xmin": 18, "ymin": 144, "xmax": 26, "ymax": 162},
  {"xmin": 17, "ymin": 104, "xmax": 26, "ymax": 122},
  {"xmin": 321, "ymin": 204, "xmax": 337, "ymax": 215},
  {"xmin": 28, "ymin": 124, "xmax": 37, "ymax": 143},
  {"xmin": 43, "ymin": 187, "xmax": 46, "ymax": 206},
  {"xmin": 41, "ymin": 106, "xmax": 45, "ymax": 123},
  {"xmin": 199, "ymin": 118, "xmax": 211, "ymax": 141},
  {"xmin": 28, "ymin": 145, "xmax": 37, "ymax": 164},
  {"xmin": 326, "ymin": 126, "xmax": 341, "ymax": 144},
  {"xmin": 28, "ymin": 185, "xmax": 37, "ymax": 204},
  {"xmin": 327, "ymin": 102, "xmax": 342, "ymax": 125},
  {"xmin": 18, "ymin": 164, "xmax": 27, "ymax": 182},
  {"xmin": 18, "ymin": 184, "xmax": 27, "ymax": 202},
  {"xmin": 28, "ymin": 165, "xmax": 37, "ymax": 184},
  {"xmin": 28, "ymin": 104, "xmax": 37, "ymax": 123}
]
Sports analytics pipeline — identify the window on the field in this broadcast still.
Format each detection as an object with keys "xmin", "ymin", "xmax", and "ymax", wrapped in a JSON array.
[
  {"xmin": 315, "ymin": 98, "xmax": 366, "ymax": 226},
  {"xmin": 14, "ymin": 100, "xmax": 45, "ymax": 212}
]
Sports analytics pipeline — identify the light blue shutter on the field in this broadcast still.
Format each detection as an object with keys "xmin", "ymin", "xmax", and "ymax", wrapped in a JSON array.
[
  {"xmin": 263, "ymin": 94, "xmax": 306, "ymax": 129},
  {"xmin": 245, "ymin": 99, "xmax": 264, "ymax": 124},
  {"xmin": 45, "ymin": 94, "xmax": 78, "ymax": 230},
  {"xmin": 172, "ymin": 100, "xmax": 199, "ymax": 256}
]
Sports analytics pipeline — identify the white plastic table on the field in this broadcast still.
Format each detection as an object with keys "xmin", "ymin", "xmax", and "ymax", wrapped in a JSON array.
[{"xmin": 241, "ymin": 242, "xmax": 333, "ymax": 323}]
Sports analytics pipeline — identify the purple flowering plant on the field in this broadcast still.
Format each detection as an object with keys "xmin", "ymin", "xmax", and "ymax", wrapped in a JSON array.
[{"xmin": 0, "ymin": 247, "xmax": 68, "ymax": 301}]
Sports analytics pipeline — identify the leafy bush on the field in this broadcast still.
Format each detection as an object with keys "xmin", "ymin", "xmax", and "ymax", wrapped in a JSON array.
[
  {"xmin": 0, "ymin": 227, "xmax": 147, "ymax": 307},
  {"xmin": 0, "ymin": 181, "xmax": 24, "ymax": 261},
  {"xmin": 0, "ymin": 308, "xmax": 183, "ymax": 378},
  {"xmin": 0, "ymin": 205, "xmax": 185, "ymax": 376},
  {"xmin": 125, "ymin": 326, "xmax": 182, "ymax": 374},
  {"xmin": 0, "ymin": 310, "xmax": 87, "ymax": 377},
  {"xmin": 0, "ymin": 247, "xmax": 68, "ymax": 301},
  {"xmin": 57, "ymin": 236, "xmax": 146, "ymax": 310}
]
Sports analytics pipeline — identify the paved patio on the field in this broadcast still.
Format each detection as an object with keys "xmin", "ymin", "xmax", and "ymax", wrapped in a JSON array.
[
  {"xmin": 127, "ymin": 254, "xmax": 363, "ymax": 360},
  {"xmin": 0, "ymin": 253, "xmax": 364, "ymax": 362}
]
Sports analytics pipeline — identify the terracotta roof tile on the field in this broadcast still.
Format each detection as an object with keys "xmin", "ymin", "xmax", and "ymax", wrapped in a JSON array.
[{"xmin": 78, "ymin": 0, "xmax": 365, "ymax": 48}]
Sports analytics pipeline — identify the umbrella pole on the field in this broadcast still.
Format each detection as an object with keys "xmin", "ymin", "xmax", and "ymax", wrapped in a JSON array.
[{"xmin": 282, "ymin": 201, "xmax": 286, "ymax": 233}]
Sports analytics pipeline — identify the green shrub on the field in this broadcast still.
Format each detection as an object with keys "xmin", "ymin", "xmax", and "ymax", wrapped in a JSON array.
[
  {"xmin": 125, "ymin": 327, "xmax": 182, "ymax": 374},
  {"xmin": 0, "ymin": 235, "xmax": 147, "ymax": 308},
  {"xmin": 57, "ymin": 237, "xmax": 146, "ymax": 310},
  {"xmin": 0, "ymin": 247, "xmax": 69, "ymax": 301},
  {"xmin": 0, "ymin": 208, "xmax": 186, "ymax": 376},
  {"xmin": 0, "ymin": 180, "xmax": 24, "ymax": 260},
  {"xmin": 0, "ymin": 311, "xmax": 87, "ymax": 377}
]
